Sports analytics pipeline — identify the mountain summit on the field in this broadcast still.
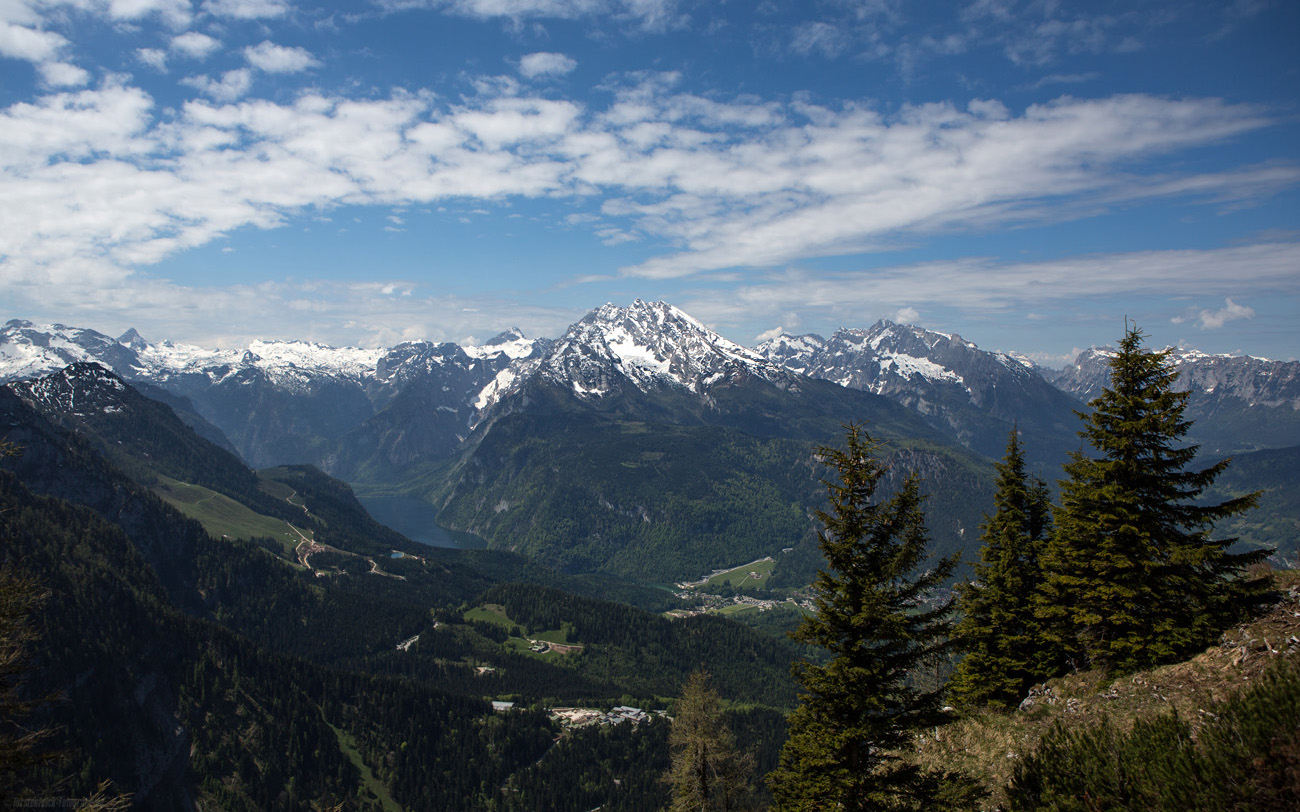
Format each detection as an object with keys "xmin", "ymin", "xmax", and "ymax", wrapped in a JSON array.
[
  {"xmin": 472, "ymin": 300, "xmax": 797, "ymax": 419},
  {"xmin": 757, "ymin": 320, "xmax": 1082, "ymax": 466}
]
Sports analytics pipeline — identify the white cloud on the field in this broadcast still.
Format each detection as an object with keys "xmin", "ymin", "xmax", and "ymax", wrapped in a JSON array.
[
  {"xmin": 181, "ymin": 68, "xmax": 253, "ymax": 101},
  {"xmin": 894, "ymin": 306, "xmax": 919, "ymax": 323},
  {"xmin": 3, "ymin": 272, "xmax": 582, "ymax": 353},
  {"xmin": 518, "ymin": 51, "xmax": 577, "ymax": 78},
  {"xmin": 392, "ymin": 0, "xmax": 685, "ymax": 30},
  {"xmin": 104, "ymin": 0, "xmax": 194, "ymax": 27},
  {"xmin": 245, "ymin": 41, "xmax": 321, "ymax": 73},
  {"xmin": 136, "ymin": 47, "xmax": 168, "ymax": 70},
  {"xmin": 37, "ymin": 61, "xmax": 91, "ymax": 88},
  {"xmin": 1185, "ymin": 297, "xmax": 1256, "ymax": 329},
  {"xmin": 201, "ymin": 0, "xmax": 290, "ymax": 19},
  {"xmin": 0, "ymin": 73, "xmax": 1294, "ymax": 325},
  {"xmin": 0, "ymin": 19, "xmax": 68, "ymax": 62},
  {"xmin": 1028, "ymin": 72, "xmax": 1100, "ymax": 90},
  {"xmin": 609, "ymin": 93, "xmax": 1285, "ymax": 280},
  {"xmin": 960, "ymin": 2, "xmax": 1121, "ymax": 67},
  {"xmin": 0, "ymin": 82, "xmax": 155, "ymax": 169},
  {"xmin": 171, "ymin": 31, "xmax": 222, "ymax": 59}
]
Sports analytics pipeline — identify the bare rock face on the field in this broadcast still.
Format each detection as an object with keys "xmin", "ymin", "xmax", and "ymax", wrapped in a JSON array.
[
  {"xmin": 757, "ymin": 320, "xmax": 1084, "ymax": 467},
  {"xmin": 1050, "ymin": 346, "xmax": 1300, "ymax": 455},
  {"xmin": 1052, "ymin": 346, "xmax": 1300, "ymax": 408},
  {"xmin": 1167, "ymin": 349, "xmax": 1300, "ymax": 408}
]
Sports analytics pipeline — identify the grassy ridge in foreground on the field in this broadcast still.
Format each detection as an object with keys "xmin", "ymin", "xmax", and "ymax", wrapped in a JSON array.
[{"xmin": 910, "ymin": 570, "xmax": 1300, "ymax": 809}]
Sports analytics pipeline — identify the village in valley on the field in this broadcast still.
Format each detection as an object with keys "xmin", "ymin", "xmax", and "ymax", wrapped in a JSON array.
[{"xmin": 668, "ymin": 555, "xmax": 813, "ymax": 618}]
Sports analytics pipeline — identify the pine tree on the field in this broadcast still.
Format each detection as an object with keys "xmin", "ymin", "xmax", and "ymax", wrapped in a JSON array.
[
  {"xmin": 950, "ymin": 429, "xmax": 1054, "ymax": 709},
  {"xmin": 1037, "ymin": 322, "xmax": 1267, "ymax": 674},
  {"xmin": 665, "ymin": 670, "xmax": 754, "ymax": 812},
  {"xmin": 767, "ymin": 423, "xmax": 957, "ymax": 812}
]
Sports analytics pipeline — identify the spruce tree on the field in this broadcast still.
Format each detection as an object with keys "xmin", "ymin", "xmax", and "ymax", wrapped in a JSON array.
[
  {"xmin": 767, "ymin": 423, "xmax": 957, "ymax": 812},
  {"xmin": 1037, "ymin": 323, "xmax": 1267, "ymax": 674},
  {"xmin": 950, "ymin": 429, "xmax": 1054, "ymax": 709},
  {"xmin": 665, "ymin": 670, "xmax": 754, "ymax": 812}
]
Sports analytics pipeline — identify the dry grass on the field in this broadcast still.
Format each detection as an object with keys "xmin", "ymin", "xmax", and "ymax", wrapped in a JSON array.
[{"xmin": 910, "ymin": 569, "xmax": 1300, "ymax": 808}]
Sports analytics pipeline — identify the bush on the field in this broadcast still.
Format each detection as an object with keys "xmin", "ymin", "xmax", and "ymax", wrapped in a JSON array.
[{"xmin": 1008, "ymin": 659, "xmax": 1300, "ymax": 811}]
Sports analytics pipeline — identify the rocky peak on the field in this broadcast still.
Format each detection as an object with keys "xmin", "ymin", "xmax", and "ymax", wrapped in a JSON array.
[
  {"xmin": 1051, "ymin": 346, "xmax": 1299, "ymax": 409},
  {"xmin": 548, "ymin": 300, "xmax": 789, "ymax": 395},
  {"xmin": 117, "ymin": 328, "xmax": 149, "ymax": 352},
  {"xmin": 752, "ymin": 331, "xmax": 827, "ymax": 373},
  {"xmin": 8, "ymin": 362, "xmax": 130, "ymax": 418},
  {"xmin": 470, "ymin": 300, "xmax": 797, "ymax": 421},
  {"xmin": 0, "ymin": 321, "xmax": 143, "ymax": 381},
  {"xmin": 485, "ymin": 328, "xmax": 525, "ymax": 346}
]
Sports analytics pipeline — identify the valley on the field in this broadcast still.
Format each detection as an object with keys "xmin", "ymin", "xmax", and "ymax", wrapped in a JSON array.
[{"xmin": 0, "ymin": 304, "xmax": 1295, "ymax": 810}]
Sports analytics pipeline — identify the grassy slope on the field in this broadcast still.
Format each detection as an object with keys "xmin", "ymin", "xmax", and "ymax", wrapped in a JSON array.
[
  {"xmin": 910, "ymin": 570, "xmax": 1300, "ymax": 807},
  {"xmin": 700, "ymin": 557, "xmax": 776, "ymax": 589},
  {"xmin": 327, "ymin": 720, "xmax": 403, "ymax": 812},
  {"xmin": 153, "ymin": 475, "xmax": 311, "ymax": 553},
  {"xmin": 465, "ymin": 604, "xmax": 575, "ymax": 660}
]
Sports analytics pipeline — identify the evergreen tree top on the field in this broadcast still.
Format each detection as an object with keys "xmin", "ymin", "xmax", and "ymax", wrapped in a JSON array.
[
  {"xmin": 769, "ymin": 422, "xmax": 958, "ymax": 812},
  {"xmin": 1041, "ymin": 322, "xmax": 1268, "ymax": 675}
]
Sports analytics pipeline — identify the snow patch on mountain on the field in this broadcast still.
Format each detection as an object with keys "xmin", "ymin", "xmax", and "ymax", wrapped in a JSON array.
[
  {"xmin": 464, "ymin": 328, "xmax": 538, "ymax": 361},
  {"xmin": 470, "ymin": 300, "xmax": 796, "ymax": 419},
  {"xmin": 877, "ymin": 351, "xmax": 965, "ymax": 387},
  {"xmin": 9, "ymin": 362, "xmax": 126, "ymax": 419},
  {"xmin": 474, "ymin": 361, "xmax": 533, "ymax": 412},
  {"xmin": 1051, "ymin": 345, "xmax": 1300, "ymax": 410},
  {"xmin": 134, "ymin": 339, "xmax": 383, "ymax": 383}
]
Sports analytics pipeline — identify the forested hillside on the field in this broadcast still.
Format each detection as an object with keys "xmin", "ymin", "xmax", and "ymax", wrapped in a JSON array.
[
  {"xmin": 0, "ymin": 386, "xmax": 798, "ymax": 809},
  {"xmin": 437, "ymin": 409, "xmax": 993, "ymax": 581}
]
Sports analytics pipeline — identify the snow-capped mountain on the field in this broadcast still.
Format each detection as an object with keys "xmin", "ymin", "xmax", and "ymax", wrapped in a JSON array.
[
  {"xmin": 0, "ymin": 318, "xmax": 545, "ymax": 468},
  {"xmin": 472, "ymin": 300, "xmax": 799, "ymax": 422},
  {"xmin": 0, "ymin": 318, "xmax": 539, "ymax": 394},
  {"xmin": 435, "ymin": 303, "xmax": 988, "ymax": 580},
  {"xmin": 757, "ymin": 320, "xmax": 1043, "ymax": 393},
  {"xmin": 0, "ymin": 320, "xmax": 145, "ymax": 381},
  {"xmin": 1052, "ymin": 346, "xmax": 1300, "ymax": 406},
  {"xmin": 8, "ymin": 360, "xmax": 130, "ymax": 418},
  {"xmin": 1051, "ymin": 346, "xmax": 1300, "ymax": 454},
  {"xmin": 324, "ymin": 331, "xmax": 550, "ymax": 475},
  {"xmin": 371, "ymin": 331, "xmax": 545, "ymax": 408},
  {"xmin": 756, "ymin": 320, "xmax": 1083, "ymax": 466},
  {"xmin": 6, "ymin": 361, "xmax": 250, "ymax": 486},
  {"xmin": 0, "ymin": 319, "xmax": 383, "ymax": 387},
  {"xmin": 7, "ymin": 306, "xmax": 1296, "ymax": 581},
  {"xmin": 5, "ymin": 308, "xmax": 1296, "ymax": 471}
]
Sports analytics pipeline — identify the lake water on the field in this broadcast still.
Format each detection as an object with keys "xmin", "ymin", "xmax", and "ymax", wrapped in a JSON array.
[{"xmin": 359, "ymin": 496, "xmax": 486, "ymax": 549}]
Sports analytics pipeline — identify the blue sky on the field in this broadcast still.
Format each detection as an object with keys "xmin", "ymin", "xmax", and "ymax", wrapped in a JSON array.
[{"xmin": 1, "ymin": 0, "xmax": 1297, "ymax": 362}]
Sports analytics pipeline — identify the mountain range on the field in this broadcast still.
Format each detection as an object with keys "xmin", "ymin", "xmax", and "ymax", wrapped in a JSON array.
[
  {"xmin": 3, "ymin": 302, "xmax": 1297, "ymax": 578},
  {"xmin": 1, "ymin": 301, "xmax": 1297, "ymax": 807},
  {"xmin": 1049, "ymin": 345, "xmax": 1300, "ymax": 457}
]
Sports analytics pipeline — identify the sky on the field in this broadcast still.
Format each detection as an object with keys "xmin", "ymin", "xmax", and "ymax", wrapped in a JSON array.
[{"xmin": 1, "ymin": 0, "xmax": 1297, "ymax": 364}]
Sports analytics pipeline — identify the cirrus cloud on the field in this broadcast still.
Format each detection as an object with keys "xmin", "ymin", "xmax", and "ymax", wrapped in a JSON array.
[{"xmin": 0, "ymin": 76, "xmax": 1295, "ymax": 337}]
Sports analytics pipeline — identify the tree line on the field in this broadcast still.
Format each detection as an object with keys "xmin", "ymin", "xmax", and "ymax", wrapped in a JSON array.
[{"xmin": 666, "ymin": 323, "xmax": 1279, "ymax": 811}]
